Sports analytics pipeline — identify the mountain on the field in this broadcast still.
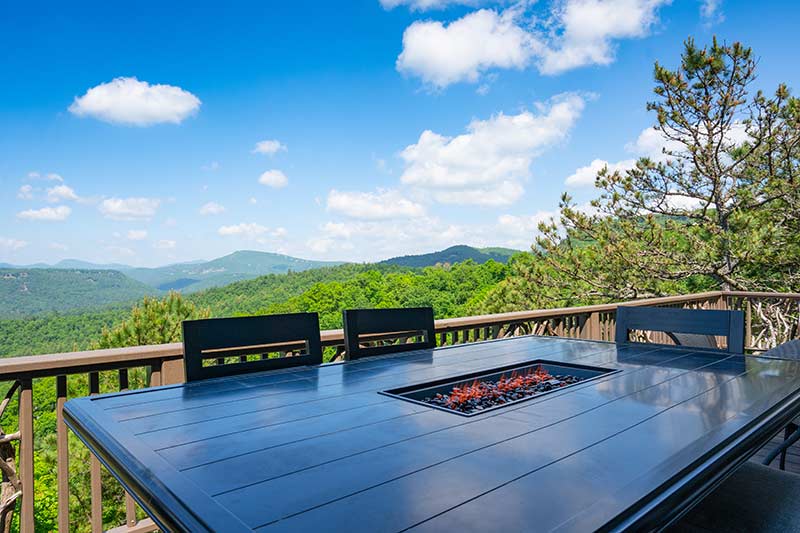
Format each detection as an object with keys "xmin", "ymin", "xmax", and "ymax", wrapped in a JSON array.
[
  {"xmin": 122, "ymin": 250, "xmax": 344, "ymax": 292},
  {"xmin": 0, "ymin": 251, "xmax": 344, "ymax": 294},
  {"xmin": 380, "ymin": 245, "xmax": 520, "ymax": 268},
  {"xmin": 0, "ymin": 268, "xmax": 156, "ymax": 319}
]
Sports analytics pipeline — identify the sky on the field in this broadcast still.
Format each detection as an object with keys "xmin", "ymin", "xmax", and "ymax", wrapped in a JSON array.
[{"xmin": 1, "ymin": 0, "xmax": 798, "ymax": 266}]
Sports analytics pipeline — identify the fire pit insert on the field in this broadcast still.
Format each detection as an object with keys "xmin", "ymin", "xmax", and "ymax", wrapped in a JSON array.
[{"xmin": 381, "ymin": 360, "xmax": 618, "ymax": 416}]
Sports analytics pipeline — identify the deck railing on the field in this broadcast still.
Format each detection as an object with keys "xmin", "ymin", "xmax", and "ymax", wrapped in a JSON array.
[{"xmin": 0, "ymin": 289, "xmax": 797, "ymax": 532}]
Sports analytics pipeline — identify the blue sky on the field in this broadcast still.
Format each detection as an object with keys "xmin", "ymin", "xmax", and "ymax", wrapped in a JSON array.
[{"xmin": 1, "ymin": 0, "xmax": 797, "ymax": 266}]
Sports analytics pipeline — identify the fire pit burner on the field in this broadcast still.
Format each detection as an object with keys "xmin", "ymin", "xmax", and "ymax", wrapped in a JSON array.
[{"xmin": 381, "ymin": 360, "xmax": 618, "ymax": 416}]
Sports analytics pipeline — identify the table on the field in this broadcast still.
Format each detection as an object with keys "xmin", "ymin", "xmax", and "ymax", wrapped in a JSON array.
[{"xmin": 63, "ymin": 335, "xmax": 800, "ymax": 532}]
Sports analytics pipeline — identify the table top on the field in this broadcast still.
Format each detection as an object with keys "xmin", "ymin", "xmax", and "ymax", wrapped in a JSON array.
[{"xmin": 64, "ymin": 336, "xmax": 800, "ymax": 533}]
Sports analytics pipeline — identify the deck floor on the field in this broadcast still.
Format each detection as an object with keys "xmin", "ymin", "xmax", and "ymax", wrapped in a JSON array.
[{"xmin": 750, "ymin": 430, "xmax": 800, "ymax": 473}]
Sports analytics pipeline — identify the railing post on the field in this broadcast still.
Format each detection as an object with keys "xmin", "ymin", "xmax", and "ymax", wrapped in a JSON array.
[
  {"xmin": 745, "ymin": 299, "xmax": 753, "ymax": 349},
  {"xmin": 161, "ymin": 358, "xmax": 185, "ymax": 385},
  {"xmin": 56, "ymin": 375, "xmax": 69, "ymax": 533},
  {"xmin": 89, "ymin": 372, "xmax": 102, "ymax": 533},
  {"xmin": 589, "ymin": 312, "xmax": 600, "ymax": 341},
  {"xmin": 18, "ymin": 379, "xmax": 34, "ymax": 533}
]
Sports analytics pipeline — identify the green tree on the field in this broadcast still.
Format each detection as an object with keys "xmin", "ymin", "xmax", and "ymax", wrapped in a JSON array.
[
  {"xmin": 94, "ymin": 291, "xmax": 210, "ymax": 349},
  {"xmin": 532, "ymin": 38, "xmax": 800, "ymax": 303}
]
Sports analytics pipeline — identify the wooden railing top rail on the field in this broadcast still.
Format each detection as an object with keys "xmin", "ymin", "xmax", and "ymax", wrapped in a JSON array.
[
  {"xmin": 3, "ymin": 289, "xmax": 797, "ymax": 380},
  {"xmin": 726, "ymin": 291, "xmax": 800, "ymax": 299}
]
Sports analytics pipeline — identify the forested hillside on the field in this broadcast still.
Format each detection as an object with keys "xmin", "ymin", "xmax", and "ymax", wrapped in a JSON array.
[
  {"xmin": 380, "ymin": 245, "xmax": 517, "ymax": 268},
  {"xmin": 0, "ymin": 269, "xmax": 155, "ymax": 319},
  {"xmin": 0, "ymin": 259, "xmax": 513, "ymax": 357}
]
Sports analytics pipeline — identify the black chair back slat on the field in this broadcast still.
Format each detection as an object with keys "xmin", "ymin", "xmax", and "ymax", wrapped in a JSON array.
[
  {"xmin": 615, "ymin": 306, "xmax": 745, "ymax": 354},
  {"xmin": 182, "ymin": 313, "xmax": 322, "ymax": 382},
  {"xmin": 343, "ymin": 307, "xmax": 435, "ymax": 361}
]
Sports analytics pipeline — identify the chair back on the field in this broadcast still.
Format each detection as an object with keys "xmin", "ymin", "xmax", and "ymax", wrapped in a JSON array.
[
  {"xmin": 762, "ymin": 339, "xmax": 800, "ymax": 360},
  {"xmin": 182, "ymin": 313, "xmax": 322, "ymax": 382},
  {"xmin": 615, "ymin": 306, "xmax": 744, "ymax": 354},
  {"xmin": 343, "ymin": 307, "xmax": 435, "ymax": 361}
]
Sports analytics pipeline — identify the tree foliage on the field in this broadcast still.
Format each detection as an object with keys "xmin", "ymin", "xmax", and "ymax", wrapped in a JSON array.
[
  {"xmin": 93, "ymin": 291, "xmax": 210, "ymax": 349},
  {"xmin": 532, "ymin": 38, "xmax": 800, "ymax": 303}
]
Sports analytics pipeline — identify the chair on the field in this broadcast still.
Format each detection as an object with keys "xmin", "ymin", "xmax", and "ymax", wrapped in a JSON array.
[
  {"xmin": 761, "ymin": 339, "xmax": 800, "ymax": 470},
  {"xmin": 615, "ymin": 306, "xmax": 745, "ymax": 354},
  {"xmin": 182, "ymin": 313, "xmax": 322, "ymax": 382},
  {"xmin": 669, "ymin": 462, "xmax": 800, "ymax": 532},
  {"xmin": 343, "ymin": 307, "xmax": 435, "ymax": 361}
]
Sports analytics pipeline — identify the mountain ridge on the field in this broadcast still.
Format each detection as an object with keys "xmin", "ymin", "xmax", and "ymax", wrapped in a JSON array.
[{"xmin": 380, "ymin": 245, "xmax": 520, "ymax": 268}]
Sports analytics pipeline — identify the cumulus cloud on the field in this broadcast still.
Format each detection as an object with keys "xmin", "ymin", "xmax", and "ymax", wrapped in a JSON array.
[
  {"xmin": 46, "ymin": 184, "xmax": 79, "ymax": 203},
  {"xmin": 538, "ymin": 0, "xmax": 670, "ymax": 75},
  {"xmin": 218, "ymin": 223, "xmax": 286, "ymax": 243},
  {"xmin": 258, "ymin": 170, "xmax": 289, "ymax": 188},
  {"xmin": 396, "ymin": 1, "xmax": 671, "ymax": 88},
  {"xmin": 218, "ymin": 223, "xmax": 269, "ymax": 238},
  {"xmin": 17, "ymin": 205, "xmax": 72, "ymax": 221},
  {"xmin": 566, "ymin": 122, "xmax": 750, "ymax": 187},
  {"xmin": 17, "ymin": 185, "xmax": 34, "ymax": 200},
  {"xmin": 397, "ymin": 9, "xmax": 539, "ymax": 89},
  {"xmin": 252, "ymin": 140, "xmax": 287, "ymax": 155},
  {"xmin": 0, "ymin": 237, "xmax": 28, "ymax": 251},
  {"xmin": 495, "ymin": 210, "xmax": 555, "ymax": 248},
  {"xmin": 326, "ymin": 189, "xmax": 425, "ymax": 220},
  {"xmin": 27, "ymin": 172, "xmax": 63, "ymax": 182},
  {"xmin": 565, "ymin": 158, "xmax": 637, "ymax": 187},
  {"xmin": 199, "ymin": 201, "xmax": 226, "ymax": 215},
  {"xmin": 126, "ymin": 230, "xmax": 148, "ymax": 241},
  {"xmin": 700, "ymin": 0, "xmax": 723, "ymax": 22},
  {"xmin": 69, "ymin": 77, "xmax": 201, "ymax": 126},
  {"xmin": 99, "ymin": 197, "xmax": 160, "ymax": 220},
  {"xmin": 399, "ymin": 93, "xmax": 585, "ymax": 204}
]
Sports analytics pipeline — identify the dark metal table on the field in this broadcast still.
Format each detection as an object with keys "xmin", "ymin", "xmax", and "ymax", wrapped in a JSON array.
[{"xmin": 64, "ymin": 336, "xmax": 800, "ymax": 532}]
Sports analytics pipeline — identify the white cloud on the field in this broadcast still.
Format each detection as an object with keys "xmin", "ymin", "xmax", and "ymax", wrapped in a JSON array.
[
  {"xmin": 17, "ymin": 205, "xmax": 71, "ymax": 221},
  {"xmin": 68, "ymin": 77, "xmax": 201, "ymax": 126},
  {"xmin": 381, "ymin": 0, "xmax": 486, "ymax": 10},
  {"xmin": 538, "ymin": 0, "xmax": 670, "ymax": 75},
  {"xmin": 99, "ymin": 197, "xmax": 160, "ymax": 220},
  {"xmin": 154, "ymin": 239, "xmax": 176, "ymax": 249},
  {"xmin": 46, "ymin": 184, "xmax": 79, "ymax": 203},
  {"xmin": 272, "ymin": 227, "xmax": 288, "ymax": 238},
  {"xmin": 399, "ymin": 93, "xmax": 585, "ymax": 204},
  {"xmin": 566, "ymin": 122, "xmax": 751, "ymax": 188},
  {"xmin": 496, "ymin": 210, "xmax": 555, "ymax": 248},
  {"xmin": 218, "ymin": 223, "xmax": 268, "ymax": 238},
  {"xmin": 700, "ymin": 0, "xmax": 723, "ymax": 22},
  {"xmin": 17, "ymin": 185, "xmax": 34, "ymax": 200},
  {"xmin": 397, "ymin": 9, "xmax": 539, "ymax": 89},
  {"xmin": 26, "ymin": 172, "xmax": 63, "ymax": 182},
  {"xmin": 396, "ymin": 1, "xmax": 671, "ymax": 88},
  {"xmin": 565, "ymin": 158, "xmax": 636, "ymax": 187},
  {"xmin": 252, "ymin": 140, "xmax": 287, "ymax": 155},
  {"xmin": 49, "ymin": 242, "xmax": 69, "ymax": 251},
  {"xmin": 249, "ymin": 197, "xmax": 258, "ymax": 205},
  {"xmin": 430, "ymin": 180, "xmax": 524, "ymax": 206},
  {"xmin": 199, "ymin": 201, "xmax": 226, "ymax": 215},
  {"xmin": 326, "ymin": 189, "xmax": 425, "ymax": 220},
  {"xmin": 258, "ymin": 170, "xmax": 288, "ymax": 188},
  {"xmin": 0, "ymin": 237, "xmax": 28, "ymax": 251},
  {"xmin": 625, "ymin": 126, "xmax": 683, "ymax": 162},
  {"xmin": 126, "ymin": 230, "xmax": 148, "ymax": 241}
]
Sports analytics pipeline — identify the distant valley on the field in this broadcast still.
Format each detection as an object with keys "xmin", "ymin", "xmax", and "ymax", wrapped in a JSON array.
[{"xmin": 0, "ymin": 245, "xmax": 521, "ymax": 318}]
